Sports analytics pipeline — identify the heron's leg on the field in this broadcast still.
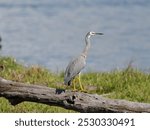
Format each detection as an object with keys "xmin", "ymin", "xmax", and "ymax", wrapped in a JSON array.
[
  {"xmin": 78, "ymin": 73, "xmax": 84, "ymax": 91},
  {"xmin": 73, "ymin": 79, "xmax": 76, "ymax": 90}
]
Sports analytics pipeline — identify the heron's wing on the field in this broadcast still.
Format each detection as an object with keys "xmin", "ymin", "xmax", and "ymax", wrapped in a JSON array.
[{"xmin": 64, "ymin": 55, "xmax": 86, "ymax": 84}]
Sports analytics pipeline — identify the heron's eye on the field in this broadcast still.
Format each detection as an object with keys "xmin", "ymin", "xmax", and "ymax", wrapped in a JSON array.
[{"xmin": 91, "ymin": 32, "xmax": 95, "ymax": 35}]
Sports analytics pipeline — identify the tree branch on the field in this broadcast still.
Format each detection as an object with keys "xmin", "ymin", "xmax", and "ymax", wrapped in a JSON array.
[{"xmin": 0, "ymin": 77, "xmax": 150, "ymax": 112}]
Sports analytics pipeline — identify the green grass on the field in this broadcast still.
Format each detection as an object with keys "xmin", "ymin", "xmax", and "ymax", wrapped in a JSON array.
[{"xmin": 0, "ymin": 56, "xmax": 150, "ymax": 112}]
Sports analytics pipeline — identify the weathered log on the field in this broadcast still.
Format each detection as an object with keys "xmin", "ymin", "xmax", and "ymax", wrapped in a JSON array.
[{"xmin": 0, "ymin": 77, "xmax": 150, "ymax": 112}]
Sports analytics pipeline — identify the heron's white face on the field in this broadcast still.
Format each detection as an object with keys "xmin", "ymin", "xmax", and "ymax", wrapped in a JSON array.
[
  {"xmin": 89, "ymin": 31, "xmax": 96, "ymax": 36},
  {"xmin": 86, "ymin": 31, "xmax": 103, "ymax": 38}
]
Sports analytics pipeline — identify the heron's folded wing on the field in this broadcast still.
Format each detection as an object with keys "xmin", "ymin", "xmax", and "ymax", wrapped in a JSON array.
[{"xmin": 65, "ymin": 56, "xmax": 86, "ymax": 80}]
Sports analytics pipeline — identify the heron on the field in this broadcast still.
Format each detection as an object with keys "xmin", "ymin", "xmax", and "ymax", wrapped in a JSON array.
[{"xmin": 64, "ymin": 31, "xmax": 103, "ymax": 91}]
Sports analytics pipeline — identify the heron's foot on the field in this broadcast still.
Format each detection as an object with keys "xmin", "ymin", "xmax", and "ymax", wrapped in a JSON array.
[
  {"xmin": 72, "ymin": 89, "xmax": 78, "ymax": 92},
  {"xmin": 80, "ymin": 89, "xmax": 88, "ymax": 93},
  {"xmin": 79, "ymin": 85, "xmax": 87, "ymax": 93}
]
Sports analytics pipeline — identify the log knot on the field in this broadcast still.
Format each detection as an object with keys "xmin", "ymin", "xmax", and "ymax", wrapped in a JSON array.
[{"xmin": 66, "ymin": 95, "xmax": 76, "ymax": 104}]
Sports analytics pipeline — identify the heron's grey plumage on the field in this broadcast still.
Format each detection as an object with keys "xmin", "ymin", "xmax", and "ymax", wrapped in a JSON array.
[
  {"xmin": 64, "ymin": 54, "xmax": 86, "ymax": 85},
  {"xmin": 64, "ymin": 31, "xmax": 103, "ymax": 86}
]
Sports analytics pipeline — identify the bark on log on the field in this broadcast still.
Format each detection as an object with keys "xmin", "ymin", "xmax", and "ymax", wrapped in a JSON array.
[{"xmin": 0, "ymin": 77, "xmax": 150, "ymax": 113}]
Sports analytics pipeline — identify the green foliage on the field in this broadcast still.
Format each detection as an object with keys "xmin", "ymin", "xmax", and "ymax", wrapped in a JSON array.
[
  {"xmin": 0, "ymin": 56, "xmax": 150, "ymax": 112},
  {"xmin": 82, "ymin": 68, "xmax": 150, "ymax": 103}
]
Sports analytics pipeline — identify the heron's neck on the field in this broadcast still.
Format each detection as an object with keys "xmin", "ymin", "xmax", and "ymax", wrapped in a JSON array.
[{"xmin": 82, "ymin": 36, "xmax": 91, "ymax": 57}]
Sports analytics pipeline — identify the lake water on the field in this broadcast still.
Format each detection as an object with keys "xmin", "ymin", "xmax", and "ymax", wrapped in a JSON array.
[{"xmin": 0, "ymin": 0, "xmax": 150, "ymax": 72}]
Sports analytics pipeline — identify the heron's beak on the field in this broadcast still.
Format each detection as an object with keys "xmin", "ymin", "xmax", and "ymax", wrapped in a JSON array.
[{"xmin": 96, "ymin": 33, "xmax": 104, "ymax": 35}]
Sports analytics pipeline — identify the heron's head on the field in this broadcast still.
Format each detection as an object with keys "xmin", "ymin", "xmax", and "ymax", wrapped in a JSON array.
[{"xmin": 86, "ymin": 31, "xmax": 103, "ymax": 38}]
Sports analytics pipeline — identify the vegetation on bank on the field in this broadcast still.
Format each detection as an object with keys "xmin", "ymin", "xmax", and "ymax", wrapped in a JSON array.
[{"xmin": 0, "ymin": 56, "xmax": 150, "ymax": 112}]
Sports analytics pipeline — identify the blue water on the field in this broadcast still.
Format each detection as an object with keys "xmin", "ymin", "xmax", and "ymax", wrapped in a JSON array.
[{"xmin": 0, "ymin": 0, "xmax": 150, "ymax": 72}]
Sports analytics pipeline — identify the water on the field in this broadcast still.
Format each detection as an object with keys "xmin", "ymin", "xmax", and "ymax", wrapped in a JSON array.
[{"xmin": 0, "ymin": 0, "xmax": 150, "ymax": 72}]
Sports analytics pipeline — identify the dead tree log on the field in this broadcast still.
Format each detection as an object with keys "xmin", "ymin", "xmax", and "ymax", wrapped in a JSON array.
[{"xmin": 0, "ymin": 77, "xmax": 150, "ymax": 113}]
